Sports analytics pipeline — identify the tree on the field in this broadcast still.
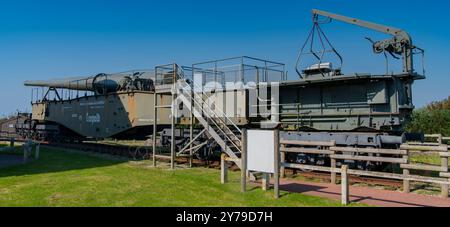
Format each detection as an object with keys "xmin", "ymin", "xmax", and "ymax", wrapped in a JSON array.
[
  {"xmin": 427, "ymin": 96, "xmax": 450, "ymax": 111},
  {"xmin": 406, "ymin": 97, "xmax": 450, "ymax": 136}
]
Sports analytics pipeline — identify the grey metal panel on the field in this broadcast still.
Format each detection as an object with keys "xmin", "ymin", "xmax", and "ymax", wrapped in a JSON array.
[
  {"xmin": 281, "ymin": 131, "xmax": 403, "ymax": 147},
  {"xmin": 278, "ymin": 76, "xmax": 407, "ymax": 132},
  {"xmin": 323, "ymin": 84, "xmax": 367, "ymax": 105},
  {"xmin": 367, "ymin": 81, "xmax": 387, "ymax": 105},
  {"xmin": 32, "ymin": 92, "xmax": 172, "ymax": 138}
]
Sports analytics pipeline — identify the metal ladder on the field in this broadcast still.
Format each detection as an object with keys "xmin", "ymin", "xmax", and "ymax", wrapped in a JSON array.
[{"xmin": 176, "ymin": 70, "xmax": 244, "ymax": 168}]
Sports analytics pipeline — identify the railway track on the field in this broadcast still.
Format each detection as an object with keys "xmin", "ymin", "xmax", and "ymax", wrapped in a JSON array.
[
  {"xmin": 47, "ymin": 142, "xmax": 142, "ymax": 159},
  {"xmin": 45, "ymin": 142, "xmax": 403, "ymax": 189}
]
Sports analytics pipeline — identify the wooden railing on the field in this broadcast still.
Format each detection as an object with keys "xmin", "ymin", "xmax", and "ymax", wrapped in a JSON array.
[
  {"xmin": 280, "ymin": 139, "xmax": 450, "ymax": 199},
  {"xmin": 408, "ymin": 134, "xmax": 450, "ymax": 148}
]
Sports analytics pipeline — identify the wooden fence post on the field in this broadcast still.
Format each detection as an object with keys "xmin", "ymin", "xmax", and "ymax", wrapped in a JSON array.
[
  {"xmin": 341, "ymin": 165, "xmax": 349, "ymax": 206},
  {"xmin": 221, "ymin": 154, "xmax": 228, "ymax": 184},
  {"xmin": 437, "ymin": 134, "xmax": 443, "ymax": 145},
  {"xmin": 330, "ymin": 157, "xmax": 337, "ymax": 185},
  {"xmin": 241, "ymin": 129, "xmax": 247, "ymax": 193},
  {"xmin": 403, "ymin": 149, "xmax": 411, "ymax": 193},
  {"xmin": 403, "ymin": 169, "xmax": 411, "ymax": 193},
  {"xmin": 23, "ymin": 144, "xmax": 29, "ymax": 164},
  {"xmin": 35, "ymin": 144, "xmax": 40, "ymax": 160},
  {"xmin": 442, "ymin": 156, "xmax": 449, "ymax": 198},
  {"xmin": 330, "ymin": 140, "xmax": 337, "ymax": 184},
  {"xmin": 280, "ymin": 146, "xmax": 286, "ymax": 178},
  {"xmin": 262, "ymin": 173, "xmax": 270, "ymax": 191},
  {"xmin": 10, "ymin": 138, "xmax": 15, "ymax": 147}
]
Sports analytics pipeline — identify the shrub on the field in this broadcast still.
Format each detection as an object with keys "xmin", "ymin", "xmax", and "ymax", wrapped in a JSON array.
[{"xmin": 406, "ymin": 108, "xmax": 450, "ymax": 136}]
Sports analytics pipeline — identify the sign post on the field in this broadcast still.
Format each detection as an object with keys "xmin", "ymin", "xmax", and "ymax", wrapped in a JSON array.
[
  {"xmin": 241, "ymin": 129, "xmax": 247, "ymax": 193},
  {"xmin": 274, "ymin": 130, "xmax": 280, "ymax": 198},
  {"xmin": 221, "ymin": 154, "xmax": 228, "ymax": 184},
  {"xmin": 246, "ymin": 129, "xmax": 280, "ymax": 198}
]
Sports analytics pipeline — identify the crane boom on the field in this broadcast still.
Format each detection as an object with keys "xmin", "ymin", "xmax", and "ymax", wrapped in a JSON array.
[
  {"xmin": 312, "ymin": 9, "xmax": 415, "ymax": 74},
  {"xmin": 312, "ymin": 9, "xmax": 410, "ymax": 41}
]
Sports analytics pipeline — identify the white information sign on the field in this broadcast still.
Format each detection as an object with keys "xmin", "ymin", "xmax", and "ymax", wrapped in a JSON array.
[{"xmin": 247, "ymin": 130, "xmax": 275, "ymax": 174}]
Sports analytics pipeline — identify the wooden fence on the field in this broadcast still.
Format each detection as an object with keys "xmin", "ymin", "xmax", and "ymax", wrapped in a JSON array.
[
  {"xmin": 280, "ymin": 135, "xmax": 450, "ymax": 199},
  {"xmin": 408, "ymin": 134, "xmax": 450, "ymax": 149}
]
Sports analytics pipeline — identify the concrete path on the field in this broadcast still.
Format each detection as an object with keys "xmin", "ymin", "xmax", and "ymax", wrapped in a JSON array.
[
  {"xmin": 279, "ymin": 178, "xmax": 450, "ymax": 207},
  {"xmin": 0, "ymin": 154, "xmax": 23, "ymax": 169}
]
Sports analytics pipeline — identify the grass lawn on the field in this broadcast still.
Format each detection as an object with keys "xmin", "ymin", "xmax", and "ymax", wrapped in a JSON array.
[
  {"xmin": 0, "ymin": 147, "xmax": 360, "ymax": 207},
  {"xmin": 410, "ymin": 153, "xmax": 445, "ymax": 166},
  {"xmin": 409, "ymin": 150, "xmax": 449, "ymax": 167}
]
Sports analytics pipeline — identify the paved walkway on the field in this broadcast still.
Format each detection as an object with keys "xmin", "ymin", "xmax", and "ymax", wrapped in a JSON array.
[{"xmin": 279, "ymin": 178, "xmax": 450, "ymax": 207}]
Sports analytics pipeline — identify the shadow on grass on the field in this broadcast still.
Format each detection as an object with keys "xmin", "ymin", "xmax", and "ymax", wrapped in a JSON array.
[
  {"xmin": 0, "ymin": 154, "xmax": 23, "ymax": 169},
  {"xmin": 0, "ymin": 147, "xmax": 126, "ymax": 178}
]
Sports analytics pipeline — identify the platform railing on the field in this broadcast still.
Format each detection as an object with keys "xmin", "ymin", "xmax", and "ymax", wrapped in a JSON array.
[{"xmin": 192, "ymin": 56, "xmax": 286, "ymax": 87}]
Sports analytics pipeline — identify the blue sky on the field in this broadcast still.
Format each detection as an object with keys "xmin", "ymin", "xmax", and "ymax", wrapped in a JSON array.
[{"xmin": 0, "ymin": 0, "xmax": 449, "ymax": 116}]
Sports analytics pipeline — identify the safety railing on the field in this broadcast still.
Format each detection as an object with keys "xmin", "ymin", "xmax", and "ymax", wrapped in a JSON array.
[
  {"xmin": 192, "ymin": 56, "xmax": 286, "ymax": 88},
  {"xmin": 177, "ymin": 80, "xmax": 242, "ymax": 153},
  {"xmin": 178, "ymin": 66, "xmax": 243, "ymax": 136}
]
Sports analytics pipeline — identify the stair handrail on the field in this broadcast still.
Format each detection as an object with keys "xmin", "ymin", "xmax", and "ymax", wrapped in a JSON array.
[
  {"xmin": 178, "ymin": 77, "xmax": 242, "ymax": 135},
  {"xmin": 177, "ymin": 81, "xmax": 242, "ymax": 153},
  {"xmin": 177, "ymin": 66, "xmax": 242, "ymax": 136}
]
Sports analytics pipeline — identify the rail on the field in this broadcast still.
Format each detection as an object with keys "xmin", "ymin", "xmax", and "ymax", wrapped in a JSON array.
[
  {"xmin": 420, "ymin": 134, "xmax": 450, "ymax": 149},
  {"xmin": 181, "ymin": 81, "xmax": 242, "ymax": 134},
  {"xmin": 178, "ymin": 80, "xmax": 242, "ymax": 153},
  {"xmin": 192, "ymin": 56, "xmax": 286, "ymax": 86},
  {"xmin": 178, "ymin": 67, "xmax": 242, "ymax": 135}
]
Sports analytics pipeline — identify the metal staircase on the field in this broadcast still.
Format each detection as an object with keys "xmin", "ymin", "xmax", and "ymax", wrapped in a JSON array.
[{"xmin": 176, "ymin": 68, "xmax": 244, "ymax": 168}]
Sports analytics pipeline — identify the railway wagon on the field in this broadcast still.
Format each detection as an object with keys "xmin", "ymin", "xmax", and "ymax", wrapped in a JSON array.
[
  {"xmin": 175, "ymin": 55, "xmax": 420, "ymax": 149},
  {"xmin": 0, "ymin": 113, "xmax": 30, "ymax": 140},
  {"xmin": 26, "ymin": 72, "xmax": 173, "ymax": 141}
]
